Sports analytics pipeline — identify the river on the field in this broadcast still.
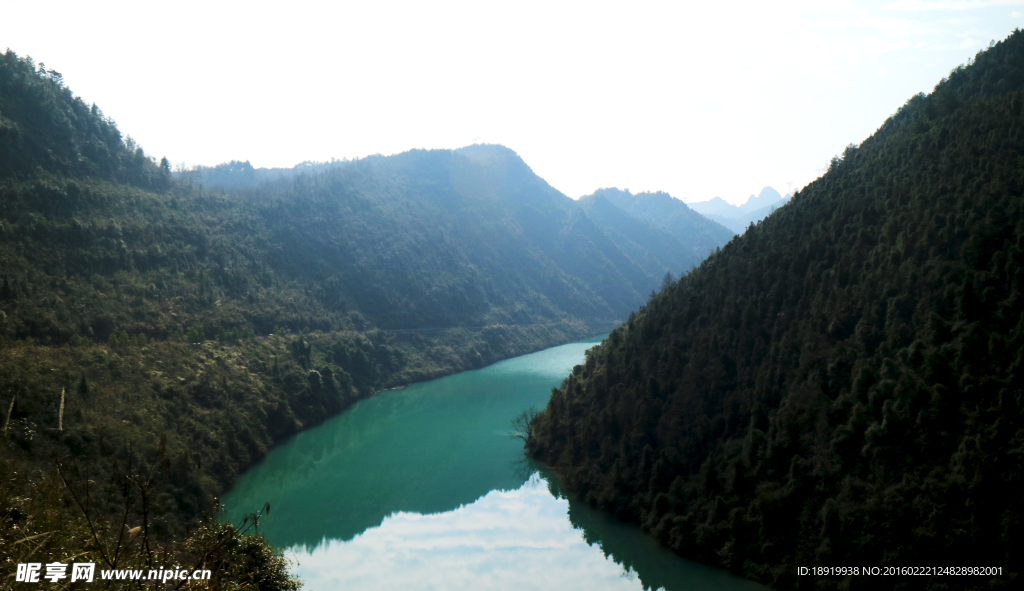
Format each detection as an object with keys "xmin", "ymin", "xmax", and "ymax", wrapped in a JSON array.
[{"xmin": 224, "ymin": 335, "xmax": 766, "ymax": 591}]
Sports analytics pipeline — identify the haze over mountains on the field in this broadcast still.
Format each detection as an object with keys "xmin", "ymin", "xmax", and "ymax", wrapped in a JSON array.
[
  {"xmin": 8, "ymin": 25, "xmax": 1022, "ymax": 591},
  {"xmin": 0, "ymin": 99, "xmax": 732, "ymax": 344},
  {"xmin": 174, "ymin": 148, "xmax": 736, "ymax": 333},
  {"xmin": 0, "ymin": 47, "xmax": 735, "ymax": 584},
  {"xmin": 688, "ymin": 187, "xmax": 791, "ymax": 233},
  {"xmin": 528, "ymin": 30, "xmax": 1024, "ymax": 591},
  {"xmin": 583, "ymin": 188, "xmax": 734, "ymax": 259}
]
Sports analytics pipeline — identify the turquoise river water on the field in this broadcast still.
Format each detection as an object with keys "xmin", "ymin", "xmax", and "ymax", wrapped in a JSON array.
[{"xmin": 224, "ymin": 336, "xmax": 766, "ymax": 590}]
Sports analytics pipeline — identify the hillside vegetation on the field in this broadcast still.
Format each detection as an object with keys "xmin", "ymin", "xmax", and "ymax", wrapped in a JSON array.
[
  {"xmin": 581, "ymin": 188, "xmax": 735, "ymax": 268},
  {"xmin": 529, "ymin": 31, "xmax": 1024, "ymax": 590},
  {"xmin": 0, "ymin": 48, "xmax": 733, "ymax": 587}
]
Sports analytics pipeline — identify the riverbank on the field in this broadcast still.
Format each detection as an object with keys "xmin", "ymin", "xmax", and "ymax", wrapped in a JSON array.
[
  {"xmin": 223, "ymin": 335, "xmax": 762, "ymax": 591},
  {"xmin": 0, "ymin": 319, "xmax": 607, "ymax": 585}
]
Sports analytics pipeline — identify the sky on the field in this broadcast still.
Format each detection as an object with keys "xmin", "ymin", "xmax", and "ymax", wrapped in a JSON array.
[{"xmin": 1, "ymin": 1, "xmax": 1021, "ymax": 204}]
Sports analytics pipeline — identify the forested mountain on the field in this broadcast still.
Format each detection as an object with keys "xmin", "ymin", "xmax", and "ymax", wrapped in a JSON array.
[
  {"xmin": 179, "ymin": 159, "xmax": 300, "ymax": 192},
  {"xmin": 186, "ymin": 160, "xmax": 734, "ymax": 330},
  {"xmin": 0, "ymin": 78, "xmax": 723, "ymax": 346},
  {"xmin": 0, "ymin": 56, "xmax": 169, "ymax": 188},
  {"xmin": 0, "ymin": 49, "xmax": 734, "ymax": 586},
  {"xmin": 576, "ymin": 193, "xmax": 709, "ymax": 289},
  {"xmin": 0, "ymin": 50, "xmax": 306, "ymax": 588},
  {"xmin": 250, "ymin": 142, "xmax": 672, "ymax": 328},
  {"xmin": 529, "ymin": 31, "xmax": 1024, "ymax": 591},
  {"xmin": 584, "ymin": 188, "xmax": 734, "ymax": 257},
  {"xmin": 690, "ymin": 187, "xmax": 790, "ymax": 233}
]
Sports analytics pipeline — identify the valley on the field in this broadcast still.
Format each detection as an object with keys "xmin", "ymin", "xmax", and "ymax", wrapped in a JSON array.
[
  {"xmin": 0, "ymin": 48, "xmax": 735, "ymax": 589},
  {"xmin": 2, "ymin": 24, "xmax": 1022, "ymax": 591}
]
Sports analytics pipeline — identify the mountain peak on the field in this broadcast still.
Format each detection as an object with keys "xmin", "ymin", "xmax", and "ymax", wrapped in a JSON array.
[
  {"xmin": 757, "ymin": 186, "xmax": 782, "ymax": 201},
  {"xmin": 738, "ymin": 186, "xmax": 783, "ymax": 213},
  {"xmin": 455, "ymin": 143, "xmax": 523, "ymax": 166},
  {"xmin": 688, "ymin": 196, "xmax": 738, "ymax": 218}
]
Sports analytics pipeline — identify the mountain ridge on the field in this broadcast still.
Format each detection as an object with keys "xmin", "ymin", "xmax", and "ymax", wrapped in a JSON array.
[
  {"xmin": 584, "ymin": 188, "xmax": 734, "ymax": 257},
  {"xmin": 0, "ymin": 48, "xmax": 735, "ymax": 583},
  {"xmin": 528, "ymin": 29, "xmax": 1024, "ymax": 591},
  {"xmin": 688, "ymin": 187, "xmax": 790, "ymax": 233}
]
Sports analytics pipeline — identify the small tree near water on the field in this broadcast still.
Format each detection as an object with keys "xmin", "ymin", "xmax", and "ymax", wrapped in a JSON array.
[{"xmin": 511, "ymin": 407, "xmax": 540, "ymax": 443}]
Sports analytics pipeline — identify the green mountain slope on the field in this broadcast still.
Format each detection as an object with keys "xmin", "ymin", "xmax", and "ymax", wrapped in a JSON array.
[
  {"xmin": 578, "ymin": 192, "xmax": 707, "ymax": 286},
  {"xmin": 590, "ymin": 188, "xmax": 735, "ymax": 254},
  {"xmin": 0, "ymin": 52, "xmax": 169, "ymax": 187},
  {"xmin": 0, "ymin": 138, "xmax": 726, "ymax": 344},
  {"xmin": 528, "ymin": 31, "xmax": 1024, "ymax": 590},
  {"xmin": 248, "ymin": 144, "xmax": 662, "ymax": 330},
  {"xmin": 0, "ymin": 47, "xmax": 734, "ymax": 577}
]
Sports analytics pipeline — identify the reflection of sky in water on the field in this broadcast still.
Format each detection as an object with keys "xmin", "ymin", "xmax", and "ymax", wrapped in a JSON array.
[
  {"xmin": 227, "ymin": 335, "xmax": 767, "ymax": 590},
  {"xmin": 288, "ymin": 475, "xmax": 647, "ymax": 591},
  {"xmin": 287, "ymin": 474, "xmax": 766, "ymax": 591},
  {"xmin": 224, "ymin": 337, "xmax": 607, "ymax": 548}
]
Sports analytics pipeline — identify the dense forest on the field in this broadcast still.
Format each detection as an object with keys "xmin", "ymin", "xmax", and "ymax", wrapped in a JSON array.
[
  {"xmin": 529, "ymin": 31, "xmax": 1024, "ymax": 590},
  {"xmin": 580, "ymin": 188, "xmax": 735, "ymax": 267},
  {"xmin": 0, "ymin": 49, "xmax": 734, "ymax": 587}
]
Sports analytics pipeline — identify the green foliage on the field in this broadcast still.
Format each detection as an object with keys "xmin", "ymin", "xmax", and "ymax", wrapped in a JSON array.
[
  {"xmin": 0, "ymin": 323, "xmax": 591, "ymax": 549},
  {"xmin": 0, "ymin": 44, "xmax": 732, "ymax": 585},
  {"xmin": 216, "ymin": 327, "xmax": 254, "ymax": 343},
  {"xmin": 184, "ymin": 520, "xmax": 301, "ymax": 591},
  {"xmin": 0, "ymin": 51, "xmax": 170, "ymax": 189},
  {"xmin": 583, "ymin": 188, "xmax": 735, "ymax": 255},
  {"xmin": 0, "ymin": 449, "xmax": 301, "ymax": 590},
  {"xmin": 187, "ymin": 327, "xmax": 207, "ymax": 344},
  {"xmin": 530, "ymin": 30, "xmax": 1024, "ymax": 591},
  {"xmin": 0, "ymin": 76, "xmax": 725, "ymax": 351},
  {"xmin": 109, "ymin": 331, "xmax": 150, "ymax": 348}
]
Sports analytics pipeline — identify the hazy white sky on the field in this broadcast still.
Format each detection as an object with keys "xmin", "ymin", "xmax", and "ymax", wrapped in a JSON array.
[{"xmin": 1, "ymin": 1, "xmax": 1020, "ymax": 203}]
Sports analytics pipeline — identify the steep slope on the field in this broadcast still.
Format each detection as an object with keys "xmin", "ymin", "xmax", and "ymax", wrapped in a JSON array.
[
  {"xmin": 0, "ymin": 53, "xmax": 169, "ymax": 187},
  {"xmin": 234, "ymin": 144, "xmax": 692, "ymax": 330},
  {"xmin": 529, "ymin": 31, "xmax": 1024, "ymax": 591},
  {"xmin": 743, "ymin": 198, "xmax": 789, "ymax": 224},
  {"xmin": 0, "ymin": 52, "xmax": 304, "ymax": 589},
  {"xmin": 578, "ymin": 193, "xmax": 705, "ymax": 285},
  {"xmin": 0, "ymin": 135, "xmax": 676, "ymax": 345},
  {"xmin": 587, "ymin": 188, "xmax": 734, "ymax": 261},
  {"xmin": 0, "ymin": 47, "xmax": 733, "ymax": 570}
]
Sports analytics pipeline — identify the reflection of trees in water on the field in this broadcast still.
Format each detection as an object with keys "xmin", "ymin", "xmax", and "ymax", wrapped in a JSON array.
[
  {"xmin": 538, "ymin": 466, "xmax": 764, "ymax": 591},
  {"xmin": 566, "ymin": 504, "xmax": 663, "ymax": 591},
  {"xmin": 508, "ymin": 456, "xmax": 537, "ymax": 483}
]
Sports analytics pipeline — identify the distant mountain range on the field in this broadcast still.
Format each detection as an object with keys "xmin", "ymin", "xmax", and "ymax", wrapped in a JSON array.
[
  {"xmin": 584, "ymin": 188, "xmax": 734, "ymax": 258},
  {"xmin": 189, "ymin": 162, "xmax": 739, "ymax": 271},
  {"xmin": 572, "ymin": 188, "xmax": 734, "ymax": 291},
  {"xmin": 688, "ymin": 187, "xmax": 790, "ymax": 233},
  {"xmin": 173, "ymin": 147, "xmax": 735, "ymax": 334}
]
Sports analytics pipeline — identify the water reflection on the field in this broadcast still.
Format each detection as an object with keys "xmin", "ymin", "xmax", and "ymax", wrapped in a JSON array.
[
  {"xmin": 225, "ymin": 337, "xmax": 604, "ymax": 548},
  {"xmin": 287, "ymin": 472, "xmax": 764, "ymax": 591},
  {"xmin": 287, "ymin": 474, "xmax": 632, "ymax": 591},
  {"xmin": 225, "ymin": 336, "xmax": 764, "ymax": 590},
  {"xmin": 545, "ymin": 469, "xmax": 764, "ymax": 591}
]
